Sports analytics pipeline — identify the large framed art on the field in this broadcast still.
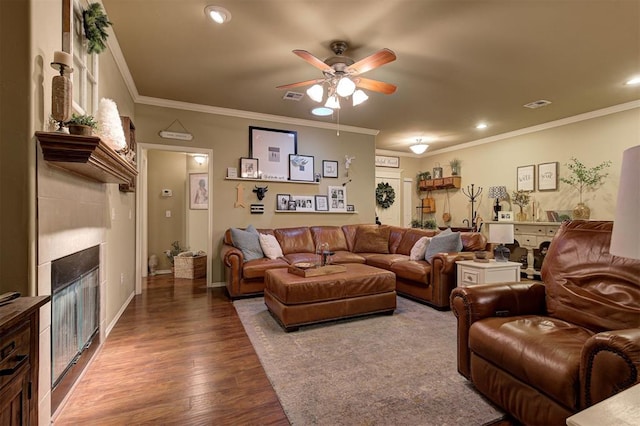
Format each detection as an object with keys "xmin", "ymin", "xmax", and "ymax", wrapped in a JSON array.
[
  {"xmin": 249, "ymin": 126, "xmax": 297, "ymax": 180},
  {"xmin": 189, "ymin": 173, "xmax": 208, "ymax": 210}
]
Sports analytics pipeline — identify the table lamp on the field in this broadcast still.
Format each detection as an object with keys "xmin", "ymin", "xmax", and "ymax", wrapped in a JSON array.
[
  {"xmin": 489, "ymin": 223, "xmax": 514, "ymax": 262},
  {"xmin": 610, "ymin": 145, "xmax": 640, "ymax": 260},
  {"xmin": 488, "ymin": 186, "xmax": 508, "ymax": 221}
]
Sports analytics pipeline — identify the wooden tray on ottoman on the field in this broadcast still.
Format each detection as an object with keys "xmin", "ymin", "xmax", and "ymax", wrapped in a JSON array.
[{"xmin": 288, "ymin": 264, "xmax": 347, "ymax": 277}]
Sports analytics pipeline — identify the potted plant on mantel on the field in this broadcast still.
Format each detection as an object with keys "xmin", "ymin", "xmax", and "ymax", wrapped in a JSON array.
[
  {"xmin": 64, "ymin": 113, "xmax": 98, "ymax": 136},
  {"xmin": 559, "ymin": 157, "xmax": 611, "ymax": 219},
  {"xmin": 416, "ymin": 171, "xmax": 431, "ymax": 192},
  {"xmin": 511, "ymin": 190, "xmax": 531, "ymax": 222}
]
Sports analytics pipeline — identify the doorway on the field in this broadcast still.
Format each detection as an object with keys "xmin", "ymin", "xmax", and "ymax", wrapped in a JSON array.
[
  {"xmin": 135, "ymin": 143, "xmax": 214, "ymax": 295},
  {"xmin": 375, "ymin": 168, "xmax": 402, "ymax": 226}
]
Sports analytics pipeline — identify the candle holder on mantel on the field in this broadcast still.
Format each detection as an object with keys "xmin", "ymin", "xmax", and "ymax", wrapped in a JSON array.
[{"xmin": 50, "ymin": 51, "xmax": 73, "ymax": 131}]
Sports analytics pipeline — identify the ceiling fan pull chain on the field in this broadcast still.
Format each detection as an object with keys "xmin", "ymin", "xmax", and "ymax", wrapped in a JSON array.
[{"xmin": 337, "ymin": 109, "xmax": 340, "ymax": 136}]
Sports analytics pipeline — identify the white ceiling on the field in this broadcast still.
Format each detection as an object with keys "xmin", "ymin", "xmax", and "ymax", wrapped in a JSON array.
[{"xmin": 102, "ymin": 0, "xmax": 640, "ymax": 154}]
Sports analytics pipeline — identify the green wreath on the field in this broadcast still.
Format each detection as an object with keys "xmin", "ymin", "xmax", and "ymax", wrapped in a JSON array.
[{"xmin": 376, "ymin": 182, "xmax": 395, "ymax": 209}]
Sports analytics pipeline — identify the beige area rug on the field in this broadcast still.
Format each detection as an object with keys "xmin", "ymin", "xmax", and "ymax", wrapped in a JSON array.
[{"xmin": 234, "ymin": 296, "xmax": 504, "ymax": 425}]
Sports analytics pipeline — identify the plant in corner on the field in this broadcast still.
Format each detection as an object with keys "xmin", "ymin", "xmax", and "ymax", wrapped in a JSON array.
[
  {"xmin": 64, "ymin": 113, "xmax": 98, "ymax": 136},
  {"xmin": 511, "ymin": 190, "xmax": 531, "ymax": 221},
  {"xmin": 83, "ymin": 3, "xmax": 113, "ymax": 54},
  {"xmin": 165, "ymin": 241, "xmax": 188, "ymax": 267},
  {"xmin": 559, "ymin": 157, "xmax": 611, "ymax": 219}
]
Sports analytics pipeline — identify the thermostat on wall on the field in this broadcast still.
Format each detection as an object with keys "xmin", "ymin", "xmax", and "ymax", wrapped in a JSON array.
[{"xmin": 161, "ymin": 189, "xmax": 172, "ymax": 197}]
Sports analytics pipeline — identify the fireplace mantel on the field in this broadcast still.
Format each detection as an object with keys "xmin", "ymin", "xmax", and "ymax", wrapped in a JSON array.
[{"xmin": 35, "ymin": 131, "xmax": 137, "ymax": 185}]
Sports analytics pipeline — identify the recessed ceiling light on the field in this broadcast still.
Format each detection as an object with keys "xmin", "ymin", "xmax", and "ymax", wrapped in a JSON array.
[
  {"xmin": 476, "ymin": 123, "xmax": 488, "ymax": 130},
  {"xmin": 204, "ymin": 5, "xmax": 231, "ymax": 24},
  {"xmin": 311, "ymin": 107, "xmax": 334, "ymax": 117},
  {"xmin": 625, "ymin": 76, "xmax": 640, "ymax": 85}
]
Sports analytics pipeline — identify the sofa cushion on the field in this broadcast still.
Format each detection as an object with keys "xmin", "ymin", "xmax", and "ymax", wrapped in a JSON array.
[
  {"xmin": 259, "ymin": 233, "xmax": 284, "ymax": 260},
  {"xmin": 330, "ymin": 251, "xmax": 366, "ymax": 264},
  {"xmin": 469, "ymin": 315, "xmax": 593, "ymax": 410},
  {"xmin": 390, "ymin": 260, "xmax": 431, "ymax": 283},
  {"xmin": 309, "ymin": 226, "xmax": 349, "ymax": 251},
  {"xmin": 410, "ymin": 237, "xmax": 432, "ymax": 261},
  {"xmin": 365, "ymin": 253, "xmax": 408, "ymax": 270},
  {"xmin": 242, "ymin": 257, "xmax": 290, "ymax": 279},
  {"xmin": 425, "ymin": 230, "xmax": 463, "ymax": 263},
  {"xmin": 353, "ymin": 225, "xmax": 391, "ymax": 253},
  {"xmin": 396, "ymin": 228, "xmax": 437, "ymax": 255},
  {"xmin": 274, "ymin": 227, "xmax": 315, "ymax": 255},
  {"xmin": 230, "ymin": 225, "xmax": 264, "ymax": 261},
  {"xmin": 460, "ymin": 232, "xmax": 488, "ymax": 252}
]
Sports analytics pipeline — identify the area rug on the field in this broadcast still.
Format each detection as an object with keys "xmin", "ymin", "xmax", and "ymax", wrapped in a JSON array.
[{"xmin": 234, "ymin": 296, "xmax": 504, "ymax": 425}]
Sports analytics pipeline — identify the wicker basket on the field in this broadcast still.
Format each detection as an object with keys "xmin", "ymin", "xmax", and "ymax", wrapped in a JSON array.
[{"xmin": 174, "ymin": 255, "xmax": 207, "ymax": 279}]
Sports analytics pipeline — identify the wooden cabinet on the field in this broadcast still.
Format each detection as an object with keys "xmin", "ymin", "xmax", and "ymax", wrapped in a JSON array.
[{"xmin": 0, "ymin": 296, "xmax": 50, "ymax": 426}]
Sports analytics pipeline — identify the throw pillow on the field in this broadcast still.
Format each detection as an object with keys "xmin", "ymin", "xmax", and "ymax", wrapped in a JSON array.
[
  {"xmin": 353, "ymin": 225, "xmax": 391, "ymax": 253},
  {"xmin": 424, "ymin": 231, "xmax": 463, "ymax": 263},
  {"xmin": 410, "ymin": 236, "xmax": 432, "ymax": 261},
  {"xmin": 259, "ymin": 233, "xmax": 283, "ymax": 260},
  {"xmin": 230, "ymin": 225, "xmax": 264, "ymax": 262}
]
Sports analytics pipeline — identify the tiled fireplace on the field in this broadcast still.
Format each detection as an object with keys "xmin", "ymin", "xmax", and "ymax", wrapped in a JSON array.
[{"xmin": 37, "ymin": 162, "xmax": 108, "ymax": 421}]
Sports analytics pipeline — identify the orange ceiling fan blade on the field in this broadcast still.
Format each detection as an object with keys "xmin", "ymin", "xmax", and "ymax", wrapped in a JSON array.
[
  {"xmin": 293, "ymin": 50, "xmax": 334, "ymax": 74},
  {"xmin": 276, "ymin": 78, "xmax": 325, "ymax": 90},
  {"xmin": 346, "ymin": 48, "xmax": 396, "ymax": 75},
  {"xmin": 356, "ymin": 77, "xmax": 397, "ymax": 95}
]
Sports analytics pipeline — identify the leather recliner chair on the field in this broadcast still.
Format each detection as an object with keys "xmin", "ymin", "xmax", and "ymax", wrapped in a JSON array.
[{"xmin": 451, "ymin": 221, "xmax": 640, "ymax": 425}]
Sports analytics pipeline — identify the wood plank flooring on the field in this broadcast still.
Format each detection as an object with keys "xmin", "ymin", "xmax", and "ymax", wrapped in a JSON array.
[{"xmin": 53, "ymin": 275, "xmax": 289, "ymax": 425}]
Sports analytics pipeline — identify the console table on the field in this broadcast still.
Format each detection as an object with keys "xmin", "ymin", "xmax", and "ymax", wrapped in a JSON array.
[{"xmin": 485, "ymin": 221, "xmax": 561, "ymax": 278}]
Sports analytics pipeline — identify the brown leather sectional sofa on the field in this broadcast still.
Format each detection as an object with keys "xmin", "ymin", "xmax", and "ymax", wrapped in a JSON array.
[
  {"xmin": 221, "ymin": 224, "xmax": 487, "ymax": 309},
  {"xmin": 451, "ymin": 220, "xmax": 640, "ymax": 425}
]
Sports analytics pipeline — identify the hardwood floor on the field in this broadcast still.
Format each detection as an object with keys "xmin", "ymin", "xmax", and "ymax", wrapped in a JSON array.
[{"xmin": 54, "ymin": 275, "xmax": 289, "ymax": 425}]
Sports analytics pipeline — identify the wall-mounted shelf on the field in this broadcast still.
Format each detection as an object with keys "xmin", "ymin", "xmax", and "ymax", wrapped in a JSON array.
[
  {"xmin": 35, "ymin": 131, "xmax": 137, "ymax": 185},
  {"xmin": 419, "ymin": 176, "xmax": 461, "ymax": 191},
  {"xmin": 225, "ymin": 177, "xmax": 319, "ymax": 185},
  {"xmin": 275, "ymin": 210, "xmax": 357, "ymax": 214}
]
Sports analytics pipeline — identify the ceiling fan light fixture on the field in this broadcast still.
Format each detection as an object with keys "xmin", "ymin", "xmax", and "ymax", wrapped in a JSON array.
[
  {"xmin": 205, "ymin": 5, "xmax": 231, "ymax": 24},
  {"xmin": 336, "ymin": 77, "xmax": 356, "ymax": 97},
  {"xmin": 625, "ymin": 76, "xmax": 640, "ymax": 85},
  {"xmin": 325, "ymin": 95, "xmax": 341, "ymax": 109},
  {"xmin": 311, "ymin": 107, "xmax": 334, "ymax": 116},
  {"xmin": 307, "ymin": 84, "xmax": 324, "ymax": 102},
  {"xmin": 352, "ymin": 89, "xmax": 368, "ymax": 106}
]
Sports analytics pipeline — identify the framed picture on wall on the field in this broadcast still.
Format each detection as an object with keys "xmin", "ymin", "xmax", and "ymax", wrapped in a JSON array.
[
  {"xmin": 239, "ymin": 157, "xmax": 259, "ymax": 178},
  {"xmin": 328, "ymin": 186, "xmax": 347, "ymax": 211},
  {"xmin": 249, "ymin": 126, "xmax": 297, "ymax": 180},
  {"xmin": 315, "ymin": 195, "xmax": 329, "ymax": 211},
  {"xmin": 276, "ymin": 194, "xmax": 290, "ymax": 211},
  {"xmin": 292, "ymin": 195, "xmax": 315, "ymax": 211},
  {"xmin": 189, "ymin": 173, "xmax": 208, "ymax": 210},
  {"xmin": 322, "ymin": 160, "xmax": 339, "ymax": 178},
  {"xmin": 289, "ymin": 154, "xmax": 315, "ymax": 182},
  {"xmin": 537, "ymin": 162, "xmax": 558, "ymax": 191},
  {"xmin": 516, "ymin": 165, "xmax": 535, "ymax": 192}
]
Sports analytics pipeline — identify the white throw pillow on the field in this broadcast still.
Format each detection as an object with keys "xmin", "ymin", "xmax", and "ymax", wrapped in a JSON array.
[
  {"xmin": 259, "ymin": 233, "xmax": 284, "ymax": 260},
  {"xmin": 410, "ymin": 236, "xmax": 432, "ymax": 261}
]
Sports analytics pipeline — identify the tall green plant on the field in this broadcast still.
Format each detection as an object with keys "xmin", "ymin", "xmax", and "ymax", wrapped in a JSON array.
[
  {"xmin": 559, "ymin": 158, "xmax": 611, "ymax": 203},
  {"xmin": 83, "ymin": 3, "xmax": 112, "ymax": 54}
]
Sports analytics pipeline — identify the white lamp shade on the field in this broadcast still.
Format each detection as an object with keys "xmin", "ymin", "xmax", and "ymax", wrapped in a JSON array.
[
  {"xmin": 489, "ymin": 223, "xmax": 514, "ymax": 244},
  {"xmin": 352, "ymin": 89, "xmax": 368, "ymax": 106},
  {"xmin": 325, "ymin": 95, "xmax": 341, "ymax": 109},
  {"xmin": 306, "ymin": 84, "xmax": 324, "ymax": 103},
  {"xmin": 410, "ymin": 144, "xmax": 428, "ymax": 154},
  {"xmin": 336, "ymin": 77, "xmax": 356, "ymax": 97},
  {"xmin": 610, "ymin": 145, "xmax": 640, "ymax": 259}
]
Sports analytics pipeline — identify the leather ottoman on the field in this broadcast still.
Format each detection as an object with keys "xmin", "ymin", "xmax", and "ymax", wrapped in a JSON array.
[{"xmin": 264, "ymin": 263, "xmax": 396, "ymax": 331}]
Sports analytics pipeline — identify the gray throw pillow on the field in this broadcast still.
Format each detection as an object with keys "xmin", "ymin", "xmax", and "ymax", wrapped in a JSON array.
[
  {"xmin": 424, "ymin": 231, "xmax": 463, "ymax": 263},
  {"xmin": 230, "ymin": 225, "xmax": 264, "ymax": 261}
]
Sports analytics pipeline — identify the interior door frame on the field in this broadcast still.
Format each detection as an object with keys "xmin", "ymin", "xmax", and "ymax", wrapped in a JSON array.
[{"xmin": 135, "ymin": 143, "xmax": 214, "ymax": 294}]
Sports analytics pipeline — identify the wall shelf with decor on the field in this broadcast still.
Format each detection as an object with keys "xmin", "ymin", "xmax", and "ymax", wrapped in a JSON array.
[
  {"xmin": 225, "ymin": 177, "xmax": 319, "ymax": 185},
  {"xmin": 419, "ymin": 176, "xmax": 461, "ymax": 191},
  {"xmin": 35, "ymin": 131, "xmax": 137, "ymax": 185},
  {"xmin": 275, "ymin": 210, "xmax": 357, "ymax": 214}
]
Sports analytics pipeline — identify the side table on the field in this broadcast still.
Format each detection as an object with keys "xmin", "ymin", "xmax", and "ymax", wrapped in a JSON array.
[{"xmin": 456, "ymin": 259, "xmax": 521, "ymax": 286}]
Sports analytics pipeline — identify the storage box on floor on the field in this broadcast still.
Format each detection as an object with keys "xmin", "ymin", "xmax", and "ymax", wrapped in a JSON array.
[{"xmin": 174, "ymin": 255, "xmax": 207, "ymax": 279}]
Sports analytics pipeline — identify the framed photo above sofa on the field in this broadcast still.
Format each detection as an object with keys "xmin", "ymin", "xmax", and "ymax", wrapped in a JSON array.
[
  {"xmin": 322, "ymin": 160, "xmax": 338, "ymax": 178},
  {"xmin": 328, "ymin": 186, "xmax": 347, "ymax": 211},
  {"xmin": 289, "ymin": 154, "xmax": 315, "ymax": 182},
  {"xmin": 249, "ymin": 126, "xmax": 297, "ymax": 180}
]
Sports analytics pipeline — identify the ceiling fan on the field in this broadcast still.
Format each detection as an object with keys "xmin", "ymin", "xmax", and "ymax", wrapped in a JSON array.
[{"xmin": 277, "ymin": 41, "xmax": 397, "ymax": 109}]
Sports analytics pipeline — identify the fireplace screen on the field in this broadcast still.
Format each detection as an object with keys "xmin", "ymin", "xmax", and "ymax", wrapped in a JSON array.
[{"xmin": 51, "ymin": 246, "xmax": 100, "ymax": 388}]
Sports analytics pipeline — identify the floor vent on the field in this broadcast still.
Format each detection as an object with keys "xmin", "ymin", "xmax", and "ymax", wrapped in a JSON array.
[{"xmin": 523, "ymin": 99, "xmax": 552, "ymax": 109}]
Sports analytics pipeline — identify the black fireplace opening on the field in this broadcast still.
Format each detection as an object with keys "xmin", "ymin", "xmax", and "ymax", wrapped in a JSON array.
[{"xmin": 51, "ymin": 245, "xmax": 100, "ymax": 412}]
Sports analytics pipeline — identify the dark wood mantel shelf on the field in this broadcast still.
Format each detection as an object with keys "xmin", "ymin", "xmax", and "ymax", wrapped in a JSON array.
[{"xmin": 35, "ymin": 131, "xmax": 137, "ymax": 185}]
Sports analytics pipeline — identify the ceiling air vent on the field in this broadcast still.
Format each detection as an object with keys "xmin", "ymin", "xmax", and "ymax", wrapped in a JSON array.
[
  {"xmin": 283, "ymin": 91, "xmax": 304, "ymax": 101},
  {"xmin": 523, "ymin": 99, "xmax": 552, "ymax": 109}
]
